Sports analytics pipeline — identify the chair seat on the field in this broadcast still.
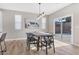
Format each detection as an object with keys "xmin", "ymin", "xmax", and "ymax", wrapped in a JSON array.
[
  {"xmin": 29, "ymin": 41, "xmax": 38, "ymax": 44},
  {"xmin": 28, "ymin": 37, "xmax": 37, "ymax": 41},
  {"xmin": 42, "ymin": 39, "xmax": 54, "ymax": 44}
]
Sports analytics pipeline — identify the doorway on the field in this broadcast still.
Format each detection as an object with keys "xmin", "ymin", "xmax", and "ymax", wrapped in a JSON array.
[{"xmin": 54, "ymin": 16, "xmax": 72, "ymax": 43}]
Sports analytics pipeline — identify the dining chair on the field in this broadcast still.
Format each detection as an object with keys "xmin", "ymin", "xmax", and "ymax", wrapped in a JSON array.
[
  {"xmin": 41, "ymin": 34, "xmax": 55, "ymax": 55},
  {"xmin": 26, "ymin": 33, "xmax": 38, "ymax": 50},
  {"xmin": 0, "ymin": 33, "xmax": 7, "ymax": 55}
]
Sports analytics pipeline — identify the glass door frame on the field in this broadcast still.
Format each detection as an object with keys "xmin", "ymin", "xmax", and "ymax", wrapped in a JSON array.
[{"xmin": 53, "ymin": 15, "xmax": 73, "ymax": 44}]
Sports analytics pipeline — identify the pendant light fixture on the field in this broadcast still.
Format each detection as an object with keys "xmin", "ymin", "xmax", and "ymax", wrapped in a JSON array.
[{"xmin": 36, "ymin": 3, "xmax": 45, "ymax": 20}]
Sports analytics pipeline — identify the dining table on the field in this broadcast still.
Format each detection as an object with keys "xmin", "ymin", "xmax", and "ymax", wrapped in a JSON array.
[{"xmin": 31, "ymin": 32, "xmax": 54, "ymax": 51}]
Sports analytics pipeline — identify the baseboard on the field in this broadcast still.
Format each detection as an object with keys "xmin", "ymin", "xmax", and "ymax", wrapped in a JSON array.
[
  {"xmin": 5, "ymin": 38, "xmax": 26, "ymax": 41},
  {"xmin": 73, "ymin": 43, "xmax": 79, "ymax": 47}
]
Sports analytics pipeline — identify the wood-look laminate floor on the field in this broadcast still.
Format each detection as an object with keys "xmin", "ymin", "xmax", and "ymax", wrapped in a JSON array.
[{"xmin": 0, "ymin": 39, "xmax": 79, "ymax": 55}]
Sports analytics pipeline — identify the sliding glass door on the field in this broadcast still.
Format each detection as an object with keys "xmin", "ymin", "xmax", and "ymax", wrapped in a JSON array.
[
  {"xmin": 55, "ymin": 18, "xmax": 62, "ymax": 39},
  {"xmin": 55, "ymin": 16, "xmax": 71, "ymax": 43}
]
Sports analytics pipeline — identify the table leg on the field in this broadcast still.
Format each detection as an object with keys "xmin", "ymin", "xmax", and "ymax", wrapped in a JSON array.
[
  {"xmin": 46, "ymin": 41, "xmax": 48, "ymax": 55},
  {"xmin": 37, "ymin": 37, "xmax": 40, "ymax": 51},
  {"xmin": 27, "ymin": 39, "xmax": 30, "ymax": 50},
  {"xmin": 53, "ymin": 38, "xmax": 55, "ymax": 53},
  {"xmin": 27, "ymin": 42, "xmax": 30, "ymax": 50}
]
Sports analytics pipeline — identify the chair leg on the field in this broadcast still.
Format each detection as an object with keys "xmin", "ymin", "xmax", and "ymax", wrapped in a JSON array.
[
  {"xmin": 26, "ymin": 40, "xmax": 28, "ymax": 48},
  {"xmin": 46, "ymin": 41, "xmax": 48, "ymax": 55},
  {"xmin": 41, "ymin": 41, "xmax": 42, "ymax": 50},
  {"xmin": 49, "ymin": 43, "xmax": 51, "ymax": 48},
  {"xmin": 41, "ymin": 37, "xmax": 42, "ymax": 50},
  {"xmin": 53, "ymin": 41, "xmax": 55, "ymax": 53},
  {"xmin": 4, "ymin": 40, "xmax": 7, "ymax": 52},
  {"xmin": 0, "ymin": 43, "xmax": 3, "ymax": 55},
  {"xmin": 37, "ymin": 37, "xmax": 40, "ymax": 51},
  {"xmin": 27, "ymin": 41, "xmax": 30, "ymax": 50}
]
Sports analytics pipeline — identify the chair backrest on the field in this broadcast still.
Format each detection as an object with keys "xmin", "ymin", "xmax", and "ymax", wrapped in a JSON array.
[
  {"xmin": 0, "ymin": 33, "xmax": 7, "ymax": 42},
  {"xmin": 27, "ymin": 33, "xmax": 33, "ymax": 38},
  {"xmin": 26, "ymin": 33, "xmax": 37, "ymax": 41},
  {"xmin": 43, "ymin": 34, "xmax": 54, "ymax": 42}
]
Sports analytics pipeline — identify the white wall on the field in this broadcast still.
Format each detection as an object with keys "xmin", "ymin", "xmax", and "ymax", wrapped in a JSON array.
[
  {"xmin": 48, "ymin": 3, "xmax": 79, "ymax": 46},
  {"xmin": 0, "ymin": 11, "xmax": 2, "ymax": 32},
  {"xmin": 0, "ymin": 9, "xmax": 38, "ymax": 39},
  {"xmin": 0, "ymin": 9, "xmax": 49, "ymax": 39}
]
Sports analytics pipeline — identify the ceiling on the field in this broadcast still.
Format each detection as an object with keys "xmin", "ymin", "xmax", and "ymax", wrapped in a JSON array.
[{"xmin": 0, "ymin": 3, "xmax": 71, "ymax": 15}]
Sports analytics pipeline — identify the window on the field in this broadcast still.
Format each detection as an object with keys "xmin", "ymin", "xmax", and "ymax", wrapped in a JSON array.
[
  {"xmin": 42, "ymin": 17, "xmax": 46, "ymax": 29},
  {"xmin": 0, "ymin": 11, "xmax": 2, "ymax": 32},
  {"xmin": 15, "ymin": 15, "xmax": 22, "ymax": 30}
]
